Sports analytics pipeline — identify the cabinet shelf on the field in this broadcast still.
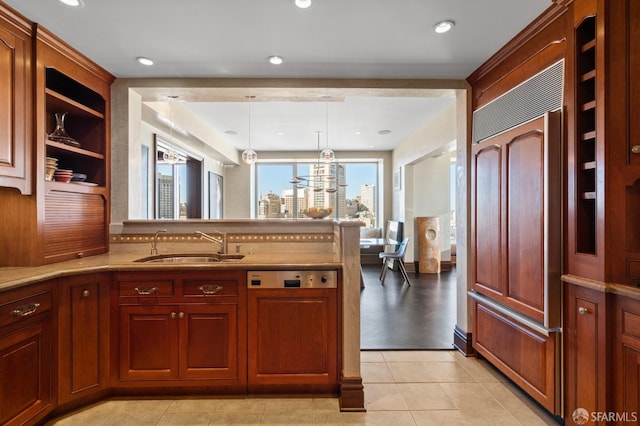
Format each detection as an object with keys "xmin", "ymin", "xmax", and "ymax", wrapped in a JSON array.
[
  {"xmin": 45, "ymin": 88, "xmax": 104, "ymax": 119},
  {"xmin": 581, "ymin": 100, "xmax": 596, "ymax": 112},
  {"xmin": 580, "ymin": 39, "xmax": 596, "ymax": 52},
  {"xmin": 46, "ymin": 139, "xmax": 104, "ymax": 160},
  {"xmin": 581, "ymin": 70, "xmax": 596, "ymax": 82},
  {"xmin": 581, "ymin": 130, "xmax": 596, "ymax": 141}
]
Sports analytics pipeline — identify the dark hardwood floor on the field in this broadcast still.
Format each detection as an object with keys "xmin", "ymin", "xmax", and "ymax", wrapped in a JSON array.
[{"xmin": 360, "ymin": 263, "xmax": 457, "ymax": 350}]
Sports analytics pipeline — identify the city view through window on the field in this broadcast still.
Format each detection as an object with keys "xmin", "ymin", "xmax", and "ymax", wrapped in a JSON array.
[{"xmin": 256, "ymin": 162, "xmax": 379, "ymax": 228}]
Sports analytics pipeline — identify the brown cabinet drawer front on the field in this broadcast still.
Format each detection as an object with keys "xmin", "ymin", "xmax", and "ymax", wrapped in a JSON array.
[
  {"xmin": 0, "ymin": 291, "xmax": 52, "ymax": 328},
  {"xmin": 118, "ymin": 281, "xmax": 175, "ymax": 298},
  {"xmin": 473, "ymin": 301, "xmax": 558, "ymax": 414},
  {"xmin": 0, "ymin": 320, "xmax": 51, "ymax": 425},
  {"xmin": 622, "ymin": 309, "xmax": 640, "ymax": 340},
  {"xmin": 183, "ymin": 280, "xmax": 238, "ymax": 298}
]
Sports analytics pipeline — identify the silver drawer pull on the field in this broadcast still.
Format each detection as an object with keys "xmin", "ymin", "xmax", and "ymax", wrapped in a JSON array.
[
  {"xmin": 134, "ymin": 286, "xmax": 158, "ymax": 295},
  {"xmin": 11, "ymin": 302, "xmax": 41, "ymax": 317},
  {"xmin": 578, "ymin": 306, "xmax": 590, "ymax": 315},
  {"xmin": 199, "ymin": 285, "xmax": 223, "ymax": 295}
]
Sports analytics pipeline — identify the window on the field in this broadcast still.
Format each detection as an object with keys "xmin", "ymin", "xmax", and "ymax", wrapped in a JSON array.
[
  {"xmin": 154, "ymin": 135, "xmax": 202, "ymax": 219},
  {"xmin": 255, "ymin": 160, "xmax": 380, "ymax": 227}
]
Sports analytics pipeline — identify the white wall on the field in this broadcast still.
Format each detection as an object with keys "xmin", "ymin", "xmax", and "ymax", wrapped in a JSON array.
[
  {"xmin": 410, "ymin": 154, "xmax": 452, "ymax": 262},
  {"xmin": 392, "ymin": 101, "xmax": 457, "ymax": 263}
]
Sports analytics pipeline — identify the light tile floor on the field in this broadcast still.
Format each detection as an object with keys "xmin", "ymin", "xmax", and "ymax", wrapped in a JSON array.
[{"xmin": 47, "ymin": 351, "xmax": 561, "ymax": 425}]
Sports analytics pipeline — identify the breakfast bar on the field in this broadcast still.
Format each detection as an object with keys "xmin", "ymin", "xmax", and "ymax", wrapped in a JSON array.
[{"xmin": 0, "ymin": 220, "xmax": 365, "ymax": 424}]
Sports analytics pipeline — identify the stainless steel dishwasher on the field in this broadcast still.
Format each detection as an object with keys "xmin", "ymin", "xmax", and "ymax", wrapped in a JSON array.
[{"xmin": 246, "ymin": 270, "xmax": 339, "ymax": 391}]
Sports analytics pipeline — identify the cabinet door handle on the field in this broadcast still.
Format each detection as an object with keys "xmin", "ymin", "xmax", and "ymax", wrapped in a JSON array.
[
  {"xmin": 11, "ymin": 302, "xmax": 41, "ymax": 317},
  {"xmin": 632, "ymin": 145, "xmax": 640, "ymax": 154},
  {"xmin": 134, "ymin": 286, "xmax": 158, "ymax": 295},
  {"xmin": 171, "ymin": 312, "xmax": 177, "ymax": 319},
  {"xmin": 82, "ymin": 289, "xmax": 90, "ymax": 298},
  {"xmin": 578, "ymin": 306, "xmax": 590, "ymax": 315},
  {"xmin": 179, "ymin": 312, "xmax": 185, "ymax": 319},
  {"xmin": 198, "ymin": 285, "xmax": 223, "ymax": 295}
]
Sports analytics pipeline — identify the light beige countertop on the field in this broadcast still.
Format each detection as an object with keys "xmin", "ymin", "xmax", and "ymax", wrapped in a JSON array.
[{"xmin": 0, "ymin": 251, "xmax": 342, "ymax": 292}]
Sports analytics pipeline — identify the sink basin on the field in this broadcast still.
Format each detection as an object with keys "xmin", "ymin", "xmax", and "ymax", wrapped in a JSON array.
[{"xmin": 134, "ymin": 253, "xmax": 245, "ymax": 263}]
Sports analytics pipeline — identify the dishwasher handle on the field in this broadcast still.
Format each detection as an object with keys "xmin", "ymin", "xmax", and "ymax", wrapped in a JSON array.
[{"xmin": 284, "ymin": 280, "xmax": 301, "ymax": 288}]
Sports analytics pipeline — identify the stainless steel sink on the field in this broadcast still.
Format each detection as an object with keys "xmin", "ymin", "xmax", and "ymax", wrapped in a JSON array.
[{"xmin": 134, "ymin": 253, "xmax": 245, "ymax": 263}]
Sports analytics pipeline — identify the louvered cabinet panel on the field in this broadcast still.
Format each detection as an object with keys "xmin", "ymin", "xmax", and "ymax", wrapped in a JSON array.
[{"xmin": 44, "ymin": 190, "xmax": 107, "ymax": 262}]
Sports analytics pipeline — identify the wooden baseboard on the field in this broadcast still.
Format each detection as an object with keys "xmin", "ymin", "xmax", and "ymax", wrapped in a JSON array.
[
  {"xmin": 453, "ymin": 325, "xmax": 475, "ymax": 356},
  {"xmin": 339, "ymin": 376, "xmax": 365, "ymax": 412}
]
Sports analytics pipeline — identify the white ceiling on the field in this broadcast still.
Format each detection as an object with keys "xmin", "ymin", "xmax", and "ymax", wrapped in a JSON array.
[{"xmin": 5, "ymin": 0, "xmax": 552, "ymax": 152}]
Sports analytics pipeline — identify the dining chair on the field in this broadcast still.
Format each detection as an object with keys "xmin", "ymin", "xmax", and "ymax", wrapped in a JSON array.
[{"xmin": 379, "ymin": 237, "xmax": 411, "ymax": 285}]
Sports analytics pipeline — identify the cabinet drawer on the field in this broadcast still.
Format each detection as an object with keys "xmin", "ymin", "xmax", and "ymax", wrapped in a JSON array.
[
  {"xmin": 118, "ymin": 280, "xmax": 175, "ymax": 298},
  {"xmin": 183, "ymin": 280, "xmax": 238, "ymax": 297},
  {"xmin": 0, "ymin": 290, "xmax": 52, "ymax": 328},
  {"xmin": 622, "ymin": 309, "xmax": 640, "ymax": 340}
]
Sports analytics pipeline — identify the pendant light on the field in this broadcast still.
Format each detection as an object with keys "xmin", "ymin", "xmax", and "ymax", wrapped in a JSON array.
[
  {"xmin": 242, "ymin": 96, "xmax": 258, "ymax": 164},
  {"xmin": 320, "ymin": 100, "xmax": 335, "ymax": 163},
  {"xmin": 163, "ymin": 96, "xmax": 178, "ymax": 165}
]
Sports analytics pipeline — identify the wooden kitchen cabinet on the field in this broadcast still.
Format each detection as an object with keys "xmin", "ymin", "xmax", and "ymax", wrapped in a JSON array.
[
  {"xmin": 566, "ymin": 0, "xmax": 640, "ymax": 285},
  {"xmin": 56, "ymin": 273, "xmax": 110, "ymax": 406},
  {"xmin": 113, "ymin": 271, "xmax": 245, "ymax": 387},
  {"xmin": 613, "ymin": 294, "xmax": 640, "ymax": 419},
  {"xmin": 37, "ymin": 27, "xmax": 114, "ymax": 264},
  {"xmin": 0, "ymin": 4, "xmax": 32, "ymax": 195},
  {"xmin": 248, "ymin": 287, "xmax": 338, "ymax": 390},
  {"xmin": 562, "ymin": 0, "xmax": 640, "ymax": 416},
  {"xmin": 0, "ymin": 21, "xmax": 114, "ymax": 267},
  {"xmin": 0, "ymin": 282, "xmax": 53, "ymax": 426},
  {"xmin": 564, "ymin": 283, "xmax": 608, "ymax": 424}
]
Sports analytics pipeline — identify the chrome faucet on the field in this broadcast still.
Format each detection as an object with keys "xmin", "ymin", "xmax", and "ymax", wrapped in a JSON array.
[
  {"xmin": 151, "ymin": 229, "xmax": 167, "ymax": 255},
  {"xmin": 194, "ymin": 231, "xmax": 226, "ymax": 254}
]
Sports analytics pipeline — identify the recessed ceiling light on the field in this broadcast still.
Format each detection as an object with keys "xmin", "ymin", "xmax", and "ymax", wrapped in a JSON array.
[
  {"xmin": 58, "ymin": 0, "xmax": 84, "ymax": 7},
  {"xmin": 378, "ymin": 129, "xmax": 391, "ymax": 135},
  {"xmin": 294, "ymin": 0, "xmax": 312, "ymax": 9},
  {"xmin": 354, "ymin": 131, "xmax": 362, "ymax": 135},
  {"xmin": 268, "ymin": 55, "xmax": 283, "ymax": 65},
  {"xmin": 433, "ymin": 20, "xmax": 455, "ymax": 34},
  {"xmin": 276, "ymin": 131, "xmax": 284, "ymax": 136},
  {"xmin": 136, "ymin": 56, "xmax": 154, "ymax": 66}
]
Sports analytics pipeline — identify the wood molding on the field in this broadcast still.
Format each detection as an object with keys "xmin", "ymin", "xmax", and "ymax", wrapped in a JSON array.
[
  {"xmin": 34, "ymin": 24, "xmax": 115, "ymax": 84},
  {"xmin": 339, "ymin": 376, "xmax": 365, "ymax": 412},
  {"xmin": 453, "ymin": 325, "xmax": 475, "ymax": 356},
  {"xmin": 467, "ymin": 2, "xmax": 568, "ymax": 84}
]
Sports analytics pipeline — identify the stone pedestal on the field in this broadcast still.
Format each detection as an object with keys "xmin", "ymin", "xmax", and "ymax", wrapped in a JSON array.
[{"xmin": 417, "ymin": 216, "xmax": 441, "ymax": 274}]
